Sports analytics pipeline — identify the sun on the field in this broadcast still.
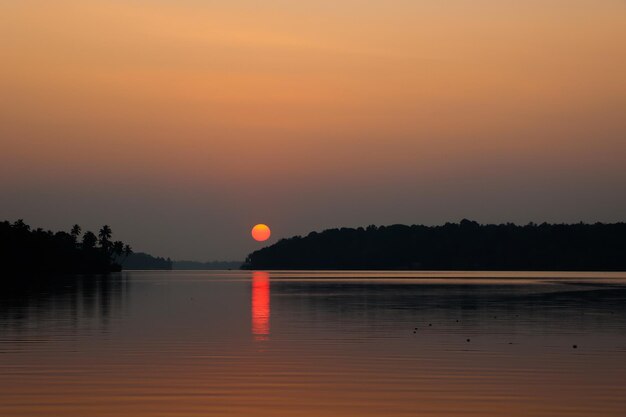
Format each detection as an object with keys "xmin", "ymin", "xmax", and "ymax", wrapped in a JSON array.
[{"xmin": 251, "ymin": 224, "xmax": 271, "ymax": 242}]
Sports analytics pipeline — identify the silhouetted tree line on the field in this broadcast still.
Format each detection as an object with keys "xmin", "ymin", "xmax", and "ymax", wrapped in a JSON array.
[
  {"xmin": 120, "ymin": 252, "xmax": 172, "ymax": 270},
  {"xmin": 243, "ymin": 220, "xmax": 626, "ymax": 271},
  {"xmin": 0, "ymin": 219, "xmax": 132, "ymax": 274}
]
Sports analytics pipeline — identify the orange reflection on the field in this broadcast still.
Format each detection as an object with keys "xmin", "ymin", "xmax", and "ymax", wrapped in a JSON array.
[{"xmin": 251, "ymin": 271, "xmax": 270, "ymax": 340}]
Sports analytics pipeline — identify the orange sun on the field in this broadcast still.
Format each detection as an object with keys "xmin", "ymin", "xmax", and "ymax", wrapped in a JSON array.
[{"xmin": 251, "ymin": 224, "xmax": 271, "ymax": 242}]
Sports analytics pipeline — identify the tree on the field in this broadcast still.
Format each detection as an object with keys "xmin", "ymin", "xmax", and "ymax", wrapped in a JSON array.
[
  {"xmin": 70, "ymin": 224, "xmax": 82, "ymax": 243},
  {"xmin": 98, "ymin": 225, "xmax": 113, "ymax": 253},
  {"xmin": 82, "ymin": 231, "xmax": 98, "ymax": 250},
  {"xmin": 112, "ymin": 241, "xmax": 124, "ymax": 257},
  {"xmin": 13, "ymin": 219, "xmax": 30, "ymax": 232},
  {"xmin": 123, "ymin": 244, "xmax": 133, "ymax": 259},
  {"xmin": 98, "ymin": 225, "xmax": 112, "ymax": 242}
]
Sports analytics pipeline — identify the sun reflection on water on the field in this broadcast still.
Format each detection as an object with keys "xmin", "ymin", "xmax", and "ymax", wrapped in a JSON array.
[{"xmin": 251, "ymin": 271, "xmax": 270, "ymax": 341}]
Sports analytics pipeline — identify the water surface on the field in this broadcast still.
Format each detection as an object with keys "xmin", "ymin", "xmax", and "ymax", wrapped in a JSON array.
[{"xmin": 1, "ymin": 271, "xmax": 626, "ymax": 416}]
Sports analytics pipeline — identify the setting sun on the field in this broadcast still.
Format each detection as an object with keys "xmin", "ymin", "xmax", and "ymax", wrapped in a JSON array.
[{"xmin": 251, "ymin": 224, "xmax": 271, "ymax": 242}]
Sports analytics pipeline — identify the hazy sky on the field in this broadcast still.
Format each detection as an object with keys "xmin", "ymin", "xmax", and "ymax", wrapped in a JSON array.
[{"xmin": 1, "ymin": 0, "xmax": 625, "ymax": 260}]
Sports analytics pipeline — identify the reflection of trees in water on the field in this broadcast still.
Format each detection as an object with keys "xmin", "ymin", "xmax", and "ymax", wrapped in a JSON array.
[
  {"xmin": 0, "ymin": 274, "xmax": 128, "ymax": 332},
  {"xmin": 270, "ymin": 281, "xmax": 626, "ymax": 331}
]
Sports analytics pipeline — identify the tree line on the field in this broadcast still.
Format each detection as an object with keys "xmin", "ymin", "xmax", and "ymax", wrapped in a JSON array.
[
  {"xmin": 121, "ymin": 252, "xmax": 173, "ymax": 270},
  {"xmin": 1, "ymin": 219, "xmax": 132, "ymax": 274},
  {"xmin": 243, "ymin": 220, "xmax": 626, "ymax": 271}
]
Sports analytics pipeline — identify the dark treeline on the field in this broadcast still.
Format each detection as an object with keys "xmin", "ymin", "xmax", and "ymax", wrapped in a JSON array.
[
  {"xmin": 1, "ymin": 220, "xmax": 132, "ymax": 274},
  {"xmin": 243, "ymin": 220, "xmax": 626, "ymax": 271},
  {"xmin": 121, "ymin": 252, "xmax": 173, "ymax": 270}
]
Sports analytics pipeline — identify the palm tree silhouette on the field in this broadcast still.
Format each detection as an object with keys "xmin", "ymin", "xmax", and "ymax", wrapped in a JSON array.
[
  {"xmin": 123, "ymin": 244, "xmax": 133, "ymax": 260},
  {"xmin": 98, "ymin": 225, "xmax": 113, "ymax": 253},
  {"xmin": 98, "ymin": 225, "xmax": 112, "ymax": 242},
  {"xmin": 112, "ymin": 241, "xmax": 124, "ymax": 258},
  {"xmin": 70, "ymin": 224, "xmax": 82, "ymax": 243}
]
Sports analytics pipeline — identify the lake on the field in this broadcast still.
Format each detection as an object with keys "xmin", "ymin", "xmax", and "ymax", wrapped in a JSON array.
[{"xmin": 1, "ymin": 271, "xmax": 626, "ymax": 416}]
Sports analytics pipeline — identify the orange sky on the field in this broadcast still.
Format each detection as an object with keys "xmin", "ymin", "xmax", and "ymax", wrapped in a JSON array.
[{"xmin": 1, "ymin": 0, "xmax": 625, "ymax": 259}]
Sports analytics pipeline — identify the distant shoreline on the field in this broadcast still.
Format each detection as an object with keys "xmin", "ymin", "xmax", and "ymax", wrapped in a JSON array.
[{"xmin": 243, "ymin": 220, "xmax": 626, "ymax": 271}]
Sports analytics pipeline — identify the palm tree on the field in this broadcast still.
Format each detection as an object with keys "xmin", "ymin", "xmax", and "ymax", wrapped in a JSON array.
[
  {"xmin": 98, "ymin": 225, "xmax": 113, "ymax": 253},
  {"xmin": 70, "ymin": 224, "xmax": 82, "ymax": 243},
  {"xmin": 123, "ymin": 244, "xmax": 133, "ymax": 259},
  {"xmin": 98, "ymin": 225, "xmax": 112, "ymax": 242},
  {"xmin": 112, "ymin": 241, "xmax": 124, "ymax": 257}
]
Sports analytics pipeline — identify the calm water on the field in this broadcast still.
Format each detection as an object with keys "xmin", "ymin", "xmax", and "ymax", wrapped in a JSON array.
[{"xmin": 1, "ymin": 271, "xmax": 626, "ymax": 416}]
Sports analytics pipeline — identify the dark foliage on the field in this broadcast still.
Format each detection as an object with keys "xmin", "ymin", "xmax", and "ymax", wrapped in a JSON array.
[
  {"xmin": 0, "ymin": 220, "xmax": 132, "ymax": 274},
  {"xmin": 243, "ymin": 220, "xmax": 626, "ymax": 271},
  {"xmin": 121, "ymin": 252, "xmax": 173, "ymax": 270}
]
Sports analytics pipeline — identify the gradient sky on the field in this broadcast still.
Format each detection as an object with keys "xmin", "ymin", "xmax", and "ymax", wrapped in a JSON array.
[{"xmin": 1, "ymin": 0, "xmax": 625, "ymax": 260}]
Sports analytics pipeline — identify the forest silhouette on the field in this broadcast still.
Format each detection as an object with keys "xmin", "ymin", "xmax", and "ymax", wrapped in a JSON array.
[
  {"xmin": 1, "ymin": 220, "xmax": 131, "ymax": 274},
  {"xmin": 243, "ymin": 220, "xmax": 626, "ymax": 271},
  {"xmin": 121, "ymin": 252, "xmax": 173, "ymax": 270}
]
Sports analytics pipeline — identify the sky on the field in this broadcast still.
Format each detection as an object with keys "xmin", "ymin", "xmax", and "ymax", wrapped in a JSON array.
[{"xmin": 1, "ymin": 0, "xmax": 625, "ymax": 260}]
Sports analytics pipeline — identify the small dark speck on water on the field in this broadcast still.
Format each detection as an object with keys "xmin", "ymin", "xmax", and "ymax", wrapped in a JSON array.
[
  {"xmin": 429, "ymin": 323, "xmax": 432, "ymax": 326},
  {"xmin": 466, "ymin": 339, "xmax": 471, "ymax": 342},
  {"xmin": 573, "ymin": 345, "xmax": 578, "ymax": 349}
]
